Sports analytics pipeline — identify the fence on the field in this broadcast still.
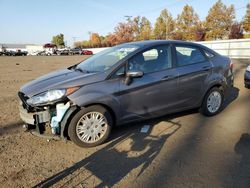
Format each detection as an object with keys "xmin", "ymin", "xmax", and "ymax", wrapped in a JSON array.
[
  {"xmin": 198, "ymin": 38, "xmax": 250, "ymax": 59},
  {"xmin": 84, "ymin": 38, "xmax": 250, "ymax": 59}
]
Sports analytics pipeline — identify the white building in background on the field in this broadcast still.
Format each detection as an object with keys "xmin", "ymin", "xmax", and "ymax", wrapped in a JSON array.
[{"xmin": 26, "ymin": 44, "xmax": 44, "ymax": 55}]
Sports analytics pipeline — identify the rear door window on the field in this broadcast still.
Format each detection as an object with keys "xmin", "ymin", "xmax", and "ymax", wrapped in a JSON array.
[{"xmin": 175, "ymin": 45, "xmax": 206, "ymax": 67}]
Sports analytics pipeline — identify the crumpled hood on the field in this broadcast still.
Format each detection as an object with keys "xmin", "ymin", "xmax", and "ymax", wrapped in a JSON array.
[{"xmin": 20, "ymin": 68, "xmax": 105, "ymax": 97}]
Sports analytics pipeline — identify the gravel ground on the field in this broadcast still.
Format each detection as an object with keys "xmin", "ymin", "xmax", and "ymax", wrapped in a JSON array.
[{"xmin": 0, "ymin": 56, "xmax": 249, "ymax": 188}]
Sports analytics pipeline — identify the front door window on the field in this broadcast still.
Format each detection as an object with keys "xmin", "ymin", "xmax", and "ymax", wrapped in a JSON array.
[{"xmin": 128, "ymin": 45, "xmax": 172, "ymax": 74}]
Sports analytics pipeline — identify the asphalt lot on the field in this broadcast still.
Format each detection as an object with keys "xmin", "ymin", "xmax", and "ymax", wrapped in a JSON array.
[{"xmin": 0, "ymin": 56, "xmax": 249, "ymax": 188}]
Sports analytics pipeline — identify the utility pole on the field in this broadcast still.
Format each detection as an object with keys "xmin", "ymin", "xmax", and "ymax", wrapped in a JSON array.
[{"xmin": 88, "ymin": 31, "xmax": 93, "ymax": 47}]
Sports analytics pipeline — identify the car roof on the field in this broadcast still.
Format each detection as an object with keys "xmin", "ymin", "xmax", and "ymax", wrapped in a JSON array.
[
  {"xmin": 119, "ymin": 40, "xmax": 218, "ymax": 55},
  {"xmin": 120, "ymin": 40, "xmax": 210, "ymax": 49}
]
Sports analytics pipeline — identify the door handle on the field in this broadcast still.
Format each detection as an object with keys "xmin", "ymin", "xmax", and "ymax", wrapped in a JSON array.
[
  {"xmin": 202, "ymin": 66, "xmax": 211, "ymax": 71},
  {"xmin": 161, "ymin": 75, "xmax": 175, "ymax": 81}
]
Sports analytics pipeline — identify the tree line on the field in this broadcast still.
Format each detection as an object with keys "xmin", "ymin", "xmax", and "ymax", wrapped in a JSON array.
[{"xmin": 71, "ymin": 1, "xmax": 250, "ymax": 48}]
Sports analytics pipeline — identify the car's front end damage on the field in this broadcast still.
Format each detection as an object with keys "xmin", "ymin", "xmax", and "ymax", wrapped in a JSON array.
[
  {"xmin": 17, "ymin": 63, "xmax": 107, "ymax": 139},
  {"xmin": 18, "ymin": 87, "xmax": 79, "ymax": 139}
]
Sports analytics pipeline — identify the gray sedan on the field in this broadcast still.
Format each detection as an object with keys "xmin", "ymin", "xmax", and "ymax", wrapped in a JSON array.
[{"xmin": 18, "ymin": 40, "xmax": 234, "ymax": 147}]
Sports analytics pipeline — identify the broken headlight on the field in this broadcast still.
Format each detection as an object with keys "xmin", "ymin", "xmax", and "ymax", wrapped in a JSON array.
[{"xmin": 27, "ymin": 87, "xmax": 79, "ymax": 106}]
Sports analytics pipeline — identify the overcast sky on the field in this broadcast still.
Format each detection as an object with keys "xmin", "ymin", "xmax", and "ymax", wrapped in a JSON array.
[{"xmin": 0, "ymin": 0, "xmax": 248, "ymax": 46}]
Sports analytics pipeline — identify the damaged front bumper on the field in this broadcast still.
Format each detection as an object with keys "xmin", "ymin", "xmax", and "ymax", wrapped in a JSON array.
[
  {"xmin": 18, "ymin": 91, "xmax": 76, "ymax": 139},
  {"xmin": 19, "ymin": 104, "xmax": 50, "ymax": 125}
]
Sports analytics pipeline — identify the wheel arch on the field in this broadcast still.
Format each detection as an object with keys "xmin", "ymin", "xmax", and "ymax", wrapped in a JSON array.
[
  {"xmin": 198, "ymin": 82, "xmax": 225, "ymax": 107},
  {"xmin": 60, "ymin": 102, "xmax": 117, "ymax": 139},
  {"xmin": 207, "ymin": 83, "xmax": 224, "ymax": 92},
  {"xmin": 60, "ymin": 105, "xmax": 80, "ymax": 139}
]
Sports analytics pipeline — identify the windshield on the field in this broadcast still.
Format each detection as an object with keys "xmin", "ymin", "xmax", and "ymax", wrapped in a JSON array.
[{"xmin": 76, "ymin": 44, "xmax": 139, "ymax": 72}]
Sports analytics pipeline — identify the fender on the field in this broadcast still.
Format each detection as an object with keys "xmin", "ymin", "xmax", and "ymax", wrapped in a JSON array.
[
  {"xmin": 60, "ymin": 105, "xmax": 78, "ymax": 139},
  {"xmin": 67, "ymin": 81, "xmax": 122, "ymax": 123},
  {"xmin": 71, "ymin": 93, "xmax": 120, "ymax": 118},
  {"xmin": 205, "ymin": 73, "xmax": 227, "ymax": 91}
]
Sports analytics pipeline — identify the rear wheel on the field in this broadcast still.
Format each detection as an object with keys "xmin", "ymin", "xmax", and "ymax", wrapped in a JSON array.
[
  {"xmin": 68, "ymin": 105, "xmax": 113, "ymax": 147},
  {"xmin": 200, "ymin": 87, "xmax": 224, "ymax": 116}
]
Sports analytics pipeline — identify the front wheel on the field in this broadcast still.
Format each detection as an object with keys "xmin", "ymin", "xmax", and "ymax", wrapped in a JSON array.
[
  {"xmin": 68, "ymin": 105, "xmax": 113, "ymax": 147},
  {"xmin": 200, "ymin": 87, "xmax": 224, "ymax": 116}
]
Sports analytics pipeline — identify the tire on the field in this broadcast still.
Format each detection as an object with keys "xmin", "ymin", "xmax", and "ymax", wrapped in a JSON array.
[
  {"xmin": 200, "ymin": 87, "xmax": 224, "ymax": 116},
  {"xmin": 68, "ymin": 105, "xmax": 113, "ymax": 147}
]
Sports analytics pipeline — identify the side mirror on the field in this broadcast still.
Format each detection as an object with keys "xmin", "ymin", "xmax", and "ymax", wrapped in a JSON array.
[
  {"xmin": 126, "ymin": 71, "xmax": 144, "ymax": 78},
  {"xmin": 124, "ymin": 71, "xmax": 144, "ymax": 85}
]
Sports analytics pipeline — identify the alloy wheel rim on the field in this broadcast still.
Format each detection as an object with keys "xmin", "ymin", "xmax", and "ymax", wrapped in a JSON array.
[
  {"xmin": 76, "ymin": 112, "xmax": 108, "ymax": 143},
  {"xmin": 207, "ymin": 91, "xmax": 222, "ymax": 113}
]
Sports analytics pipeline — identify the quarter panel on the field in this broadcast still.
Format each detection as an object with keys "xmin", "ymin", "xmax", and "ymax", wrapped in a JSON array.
[{"xmin": 177, "ymin": 61, "xmax": 213, "ymax": 107}]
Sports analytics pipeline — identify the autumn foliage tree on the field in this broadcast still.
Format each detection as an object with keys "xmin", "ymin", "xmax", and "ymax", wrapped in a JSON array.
[
  {"xmin": 229, "ymin": 22, "xmax": 243, "ymax": 39},
  {"xmin": 74, "ymin": 1, "xmax": 249, "ymax": 48},
  {"xmin": 154, "ymin": 9, "xmax": 175, "ymax": 40},
  {"xmin": 194, "ymin": 28, "xmax": 206, "ymax": 41},
  {"xmin": 204, "ymin": 0, "xmax": 235, "ymax": 40},
  {"xmin": 90, "ymin": 33, "xmax": 101, "ymax": 47},
  {"xmin": 104, "ymin": 17, "xmax": 152, "ymax": 46},
  {"xmin": 175, "ymin": 5, "xmax": 201, "ymax": 41},
  {"xmin": 243, "ymin": 4, "xmax": 250, "ymax": 33},
  {"xmin": 133, "ymin": 16, "xmax": 152, "ymax": 40},
  {"xmin": 112, "ymin": 22, "xmax": 134, "ymax": 44}
]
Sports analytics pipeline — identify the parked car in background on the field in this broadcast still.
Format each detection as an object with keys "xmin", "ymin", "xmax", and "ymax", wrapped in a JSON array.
[
  {"xmin": 245, "ymin": 65, "xmax": 250, "ymax": 88},
  {"xmin": 43, "ymin": 43, "xmax": 57, "ymax": 49},
  {"xmin": 28, "ymin": 51, "xmax": 42, "ymax": 56},
  {"xmin": 18, "ymin": 40, "xmax": 234, "ymax": 147},
  {"xmin": 81, "ymin": 50, "xmax": 93, "ymax": 55},
  {"xmin": 3, "ymin": 50, "xmax": 16, "ymax": 56},
  {"xmin": 43, "ymin": 49, "xmax": 55, "ymax": 56},
  {"xmin": 37, "ymin": 51, "xmax": 47, "ymax": 56},
  {"xmin": 70, "ymin": 48, "xmax": 82, "ymax": 55},
  {"xmin": 57, "ymin": 49, "xmax": 70, "ymax": 55},
  {"xmin": 1, "ymin": 50, "xmax": 27, "ymax": 56},
  {"xmin": 14, "ymin": 50, "xmax": 28, "ymax": 56}
]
